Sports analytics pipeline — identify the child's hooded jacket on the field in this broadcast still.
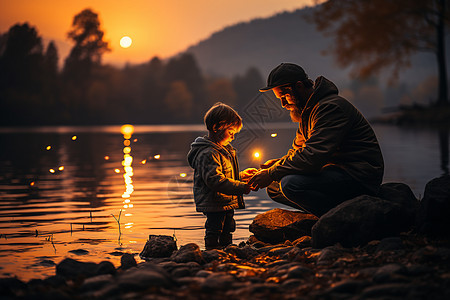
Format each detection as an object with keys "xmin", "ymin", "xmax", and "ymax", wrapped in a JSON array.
[{"xmin": 187, "ymin": 136, "xmax": 246, "ymax": 212}]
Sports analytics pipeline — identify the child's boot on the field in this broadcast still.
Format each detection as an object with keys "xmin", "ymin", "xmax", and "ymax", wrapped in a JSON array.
[
  {"xmin": 204, "ymin": 236, "xmax": 220, "ymax": 250},
  {"xmin": 219, "ymin": 232, "xmax": 232, "ymax": 248}
]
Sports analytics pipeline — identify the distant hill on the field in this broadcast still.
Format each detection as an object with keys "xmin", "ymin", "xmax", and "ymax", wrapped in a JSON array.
[{"xmin": 182, "ymin": 6, "xmax": 447, "ymax": 118}]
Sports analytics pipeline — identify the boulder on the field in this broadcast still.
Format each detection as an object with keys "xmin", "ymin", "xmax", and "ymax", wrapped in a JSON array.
[
  {"xmin": 312, "ymin": 190, "xmax": 416, "ymax": 248},
  {"xmin": 120, "ymin": 253, "xmax": 137, "ymax": 270},
  {"xmin": 56, "ymin": 258, "xmax": 100, "ymax": 280},
  {"xmin": 378, "ymin": 182, "xmax": 419, "ymax": 227},
  {"xmin": 416, "ymin": 175, "xmax": 450, "ymax": 236},
  {"xmin": 139, "ymin": 235, "xmax": 177, "ymax": 259},
  {"xmin": 170, "ymin": 243, "xmax": 205, "ymax": 264},
  {"xmin": 249, "ymin": 208, "xmax": 318, "ymax": 244}
]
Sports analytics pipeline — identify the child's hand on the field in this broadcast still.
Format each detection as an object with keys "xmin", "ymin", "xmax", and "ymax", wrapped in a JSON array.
[{"xmin": 241, "ymin": 168, "xmax": 259, "ymax": 182}]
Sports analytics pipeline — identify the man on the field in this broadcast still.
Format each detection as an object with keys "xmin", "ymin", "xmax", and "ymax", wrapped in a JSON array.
[{"xmin": 248, "ymin": 63, "xmax": 384, "ymax": 217}]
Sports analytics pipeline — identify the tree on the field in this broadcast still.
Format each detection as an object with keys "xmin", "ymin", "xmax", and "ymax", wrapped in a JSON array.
[
  {"xmin": 312, "ymin": 0, "xmax": 449, "ymax": 105},
  {"xmin": 63, "ymin": 8, "xmax": 110, "ymax": 79},
  {"xmin": 0, "ymin": 23, "xmax": 46, "ymax": 125}
]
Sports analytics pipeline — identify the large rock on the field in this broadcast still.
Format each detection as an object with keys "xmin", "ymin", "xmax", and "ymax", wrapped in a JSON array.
[
  {"xmin": 139, "ymin": 235, "xmax": 177, "ymax": 259},
  {"xmin": 416, "ymin": 175, "xmax": 450, "ymax": 236},
  {"xmin": 249, "ymin": 208, "xmax": 318, "ymax": 244},
  {"xmin": 378, "ymin": 182, "xmax": 419, "ymax": 226},
  {"xmin": 312, "ymin": 183, "xmax": 418, "ymax": 248}
]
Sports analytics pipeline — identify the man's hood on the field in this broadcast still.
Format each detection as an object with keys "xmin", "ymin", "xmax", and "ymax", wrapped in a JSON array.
[
  {"xmin": 308, "ymin": 76, "xmax": 339, "ymax": 106},
  {"xmin": 187, "ymin": 136, "xmax": 233, "ymax": 168}
]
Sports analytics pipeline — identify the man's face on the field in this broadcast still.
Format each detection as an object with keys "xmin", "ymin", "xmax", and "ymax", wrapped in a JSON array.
[{"xmin": 273, "ymin": 85, "xmax": 302, "ymax": 122}]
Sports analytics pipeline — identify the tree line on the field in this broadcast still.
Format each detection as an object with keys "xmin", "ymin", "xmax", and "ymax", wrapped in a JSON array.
[{"xmin": 0, "ymin": 9, "xmax": 264, "ymax": 126}]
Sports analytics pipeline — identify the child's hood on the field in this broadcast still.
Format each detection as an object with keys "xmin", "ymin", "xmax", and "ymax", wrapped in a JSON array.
[{"xmin": 187, "ymin": 136, "xmax": 233, "ymax": 168}]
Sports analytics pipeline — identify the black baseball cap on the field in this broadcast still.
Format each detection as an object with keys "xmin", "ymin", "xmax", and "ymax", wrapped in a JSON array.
[{"xmin": 259, "ymin": 63, "xmax": 308, "ymax": 92}]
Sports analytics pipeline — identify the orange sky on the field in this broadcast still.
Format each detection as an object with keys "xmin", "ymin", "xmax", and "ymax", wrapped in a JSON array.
[{"xmin": 0, "ymin": 0, "xmax": 319, "ymax": 67}]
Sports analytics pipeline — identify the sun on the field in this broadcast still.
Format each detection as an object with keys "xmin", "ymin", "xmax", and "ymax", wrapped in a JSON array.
[{"xmin": 120, "ymin": 36, "xmax": 132, "ymax": 48}]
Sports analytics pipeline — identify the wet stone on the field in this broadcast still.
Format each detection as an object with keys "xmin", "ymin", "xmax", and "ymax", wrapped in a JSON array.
[
  {"xmin": 120, "ymin": 253, "xmax": 137, "ymax": 270},
  {"xmin": 139, "ymin": 235, "xmax": 177, "ymax": 259},
  {"xmin": 56, "ymin": 258, "xmax": 99, "ymax": 280},
  {"xmin": 170, "ymin": 243, "xmax": 204, "ymax": 264},
  {"xmin": 117, "ymin": 268, "xmax": 171, "ymax": 290},
  {"xmin": 286, "ymin": 265, "xmax": 315, "ymax": 279},
  {"xmin": 376, "ymin": 237, "xmax": 404, "ymax": 252},
  {"xmin": 69, "ymin": 249, "xmax": 89, "ymax": 255},
  {"xmin": 201, "ymin": 273, "xmax": 235, "ymax": 291},
  {"xmin": 80, "ymin": 274, "xmax": 113, "ymax": 292}
]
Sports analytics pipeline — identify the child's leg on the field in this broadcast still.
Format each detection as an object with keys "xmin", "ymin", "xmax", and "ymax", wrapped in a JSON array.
[
  {"xmin": 203, "ymin": 212, "xmax": 227, "ymax": 250},
  {"xmin": 219, "ymin": 210, "xmax": 236, "ymax": 247}
]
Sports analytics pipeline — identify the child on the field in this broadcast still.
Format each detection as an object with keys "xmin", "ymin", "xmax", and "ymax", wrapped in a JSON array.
[{"xmin": 187, "ymin": 102, "xmax": 257, "ymax": 250}]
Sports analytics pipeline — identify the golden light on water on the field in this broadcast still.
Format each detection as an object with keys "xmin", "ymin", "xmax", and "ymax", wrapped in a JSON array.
[
  {"xmin": 123, "ymin": 147, "xmax": 131, "ymax": 154},
  {"xmin": 114, "ymin": 168, "xmax": 121, "ymax": 173},
  {"xmin": 180, "ymin": 173, "xmax": 187, "ymax": 178},
  {"xmin": 120, "ymin": 124, "xmax": 135, "ymax": 140}
]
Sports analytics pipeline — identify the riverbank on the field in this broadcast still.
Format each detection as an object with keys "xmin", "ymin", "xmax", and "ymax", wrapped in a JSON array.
[
  {"xmin": 1, "ymin": 231, "xmax": 449, "ymax": 299},
  {"xmin": 371, "ymin": 104, "xmax": 450, "ymax": 127}
]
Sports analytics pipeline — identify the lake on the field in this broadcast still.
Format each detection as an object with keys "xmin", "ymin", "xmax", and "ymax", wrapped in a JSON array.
[{"xmin": 0, "ymin": 123, "xmax": 448, "ymax": 281}]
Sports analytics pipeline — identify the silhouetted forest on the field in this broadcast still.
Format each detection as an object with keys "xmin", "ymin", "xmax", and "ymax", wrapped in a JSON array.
[{"xmin": 0, "ymin": 9, "xmax": 264, "ymax": 126}]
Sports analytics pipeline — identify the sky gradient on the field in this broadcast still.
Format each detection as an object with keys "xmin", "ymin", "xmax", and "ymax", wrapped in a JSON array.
[{"xmin": 0, "ymin": 0, "xmax": 319, "ymax": 67}]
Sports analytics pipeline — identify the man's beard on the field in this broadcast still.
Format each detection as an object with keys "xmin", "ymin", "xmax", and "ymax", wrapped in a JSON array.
[{"xmin": 290, "ymin": 107, "xmax": 302, "ymax": 122}]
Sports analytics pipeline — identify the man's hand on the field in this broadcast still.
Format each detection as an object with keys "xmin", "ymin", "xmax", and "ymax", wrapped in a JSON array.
[
  {"xmin": 260, "ymin": 158, "xmax": 279, "ymax": 169},
  {"xmin": 240, "ymin": 168, "xmax": 259, "ymax": 183},
  {"xmin": 248, "ymin": 169, "xmax": 273, "ymax": 190}
]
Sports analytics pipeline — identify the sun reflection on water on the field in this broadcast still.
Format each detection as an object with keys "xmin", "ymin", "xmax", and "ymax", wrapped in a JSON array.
[{"xmin": 120, "ymin": 125, "xmax": 135, "ymax": 229}]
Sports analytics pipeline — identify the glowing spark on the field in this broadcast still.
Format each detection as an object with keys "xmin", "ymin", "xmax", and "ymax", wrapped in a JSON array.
[
  {"xmin": 72, "ymin": 135, "xmax": 77, "ymax": 140},
  {"xmin": 133, "ymin": 139, "xmax": 138, "ymax": 142},
  {"xmin": 49, "ymin": 169, "xmax": 55, "ymax": 173},
  {"xmin": 124, "ymin": 140, "xmax": 131, "ymax": 146},
  {"xmin": 154, "ymin": 154, "xmax": 161, "ymax": 159},
  {"xmin": 104, "ymin": 156, "xmax": 110, "ymax": 160},
  {"xmin": 253, "ymin": 152, "xmax": 261, "ymax": 158},
  {"xmin": 271, "ymin": 133, "xmax": 278, "ymax": 137},
  {"xmin": 46, "ymin": 146, "xmax": 51, "ymax": 150},
  {"xmin": 114, "ymin": 169, "xmax": 121, "ymax": 174},
  {"xmin": 30, "ymin": 181, "xmax": 35, "ymax": 186},
  {"xmin": 141, "ymin": 159, "xmax": 147, "ymax": 164},
  {"xmin": 180, "ymin": 173, "xmax": 187, "ymax": 178},
  {"xmin": 58, "ymin": 166, "xmax": 64, "ymax": 171}
]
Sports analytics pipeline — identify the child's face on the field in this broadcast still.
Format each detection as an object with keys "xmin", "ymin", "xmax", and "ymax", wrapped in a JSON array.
[{"xmin": 215, "ymin": 124, "xmax": 241, "ymax": 147}]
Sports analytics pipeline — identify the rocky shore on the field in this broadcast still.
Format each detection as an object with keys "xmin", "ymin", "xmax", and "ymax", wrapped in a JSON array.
[{"xmin": 1, "ymin": 175, "xmax": 449, "ymax": 299}]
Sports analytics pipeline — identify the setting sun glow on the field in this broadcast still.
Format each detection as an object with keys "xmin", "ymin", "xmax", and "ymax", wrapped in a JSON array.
[{"xmin": 120, "ymin": 36, "xmax": 132, "ymax": 48}]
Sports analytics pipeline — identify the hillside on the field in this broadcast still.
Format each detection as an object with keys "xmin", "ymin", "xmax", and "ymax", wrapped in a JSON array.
[{"xmin": 182, "ymin": 6, "xmax": 445, "ymax": 118}]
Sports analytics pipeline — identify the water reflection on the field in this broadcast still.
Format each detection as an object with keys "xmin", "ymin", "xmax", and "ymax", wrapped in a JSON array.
[{"xmin": 0, "ymin": 123, "xmax": 448, "ymax": 281}]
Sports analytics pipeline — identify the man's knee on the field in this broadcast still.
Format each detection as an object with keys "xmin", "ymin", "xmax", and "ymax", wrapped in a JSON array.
[{"xmin": 280, "ymin": 175, "xmax": 303, "ymax": 200}]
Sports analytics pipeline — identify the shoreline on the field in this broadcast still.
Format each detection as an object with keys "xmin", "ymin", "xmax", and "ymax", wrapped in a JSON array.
[{"xmin": 2, "ymin": 231, "xmax": 450, "ymax": 299}]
